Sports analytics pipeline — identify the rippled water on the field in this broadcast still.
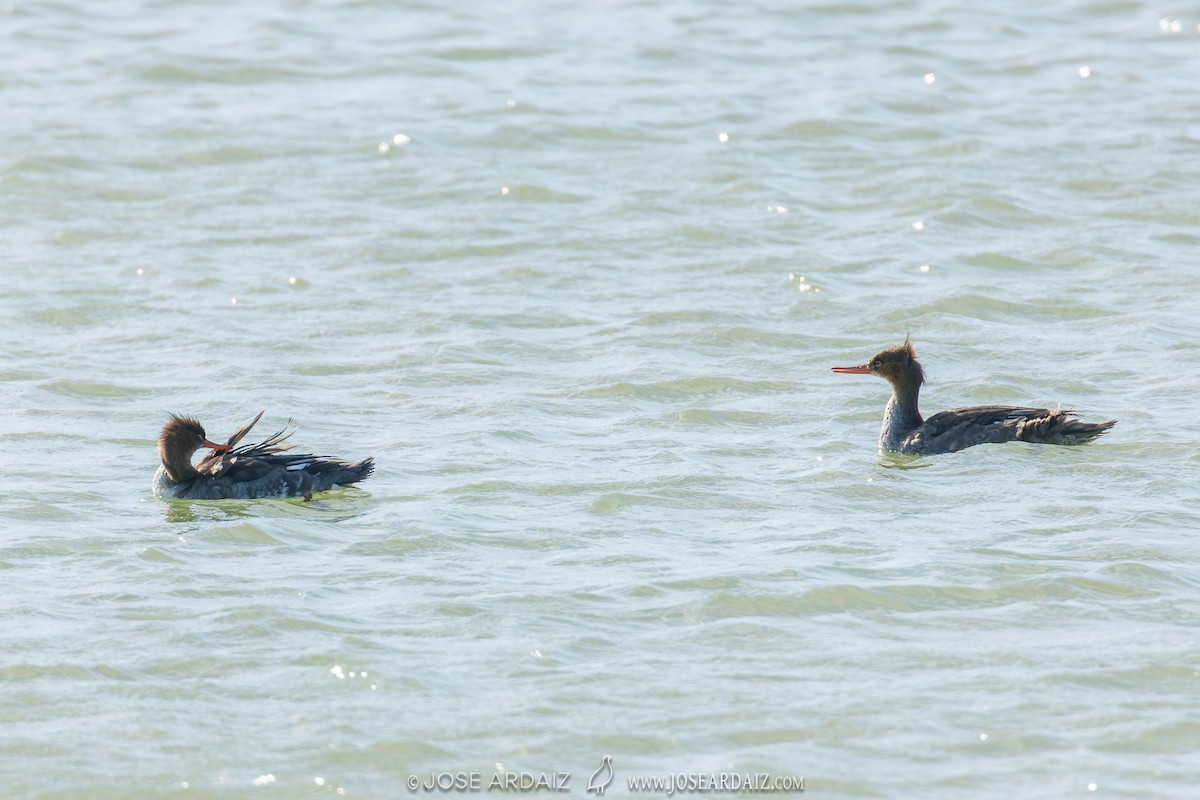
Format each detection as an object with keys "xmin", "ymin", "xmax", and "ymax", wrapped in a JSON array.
[{"xmin": 2, "ymin": 0, "xmax": 1199, "ymax": 797}]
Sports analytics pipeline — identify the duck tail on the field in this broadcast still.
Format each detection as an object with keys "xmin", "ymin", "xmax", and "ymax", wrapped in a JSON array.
[
  {"xmin": 335, "ymin": 457, "xmax": 375, "ymax": 485},
  {"xmin": 1017, "ymin": 411, "xmax": 1116, "ymax": 445}
]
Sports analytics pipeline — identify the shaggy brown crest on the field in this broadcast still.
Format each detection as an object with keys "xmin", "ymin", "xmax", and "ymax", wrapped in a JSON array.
[
  {"xmin": 864, "ymin": 337, "xmax": 925, "ymax": 388},
  {"xmin": 157, "ymin": 414, "xmax": 228, "ymax": 483}
]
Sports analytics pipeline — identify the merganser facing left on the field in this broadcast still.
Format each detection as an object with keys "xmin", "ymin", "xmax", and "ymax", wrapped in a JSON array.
[
  {"xmin": 832, "ymin": 339, "xmax": 1116, "ymax": 455},
  {"xmin": 153, "ymin": 411, "xmax": 374, "ymax": 499}
]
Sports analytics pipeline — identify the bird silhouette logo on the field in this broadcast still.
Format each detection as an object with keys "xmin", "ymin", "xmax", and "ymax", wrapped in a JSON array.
[{"xmin": 586, "ymin": 755, "xmax": 614, "ymax": 796}]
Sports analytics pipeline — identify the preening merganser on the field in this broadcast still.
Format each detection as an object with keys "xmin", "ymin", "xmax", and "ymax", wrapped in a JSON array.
[
  {"xmin": 153, "ymin": 411, "xmax": 374, "ymax": 499},
  {"xmin": 832, "ymin": 339, "xmax": 1116, "ymax": 455}
]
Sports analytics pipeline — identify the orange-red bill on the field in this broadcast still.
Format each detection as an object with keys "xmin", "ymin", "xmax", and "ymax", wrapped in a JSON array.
[
  {"xmin": 203, "ymin": 439, "xmax": 231, "ymax": 451},
  {"xmin": 831, "ymin": 364, "xmax": 872, "ymax": 374}
]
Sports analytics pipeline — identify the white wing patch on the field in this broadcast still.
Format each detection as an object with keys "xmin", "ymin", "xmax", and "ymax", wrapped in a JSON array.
[{"xmin": 286, "ymin": 458, "xmax": 315, "ymax": 471}]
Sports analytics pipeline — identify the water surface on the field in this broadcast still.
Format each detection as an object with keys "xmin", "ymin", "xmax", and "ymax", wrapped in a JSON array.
[{"xmin": 2, "ymin": 1, "xmax": 1199, "ymax": 797}]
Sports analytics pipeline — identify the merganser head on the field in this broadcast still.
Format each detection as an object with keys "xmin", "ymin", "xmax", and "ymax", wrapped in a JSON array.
[
  {"xmin": 158, "ymin": 414, "xmax": 229, "ymax": 482},
  {"xmin": 831, "ymin": 338, "xmax": 926, "ymax": 391}
]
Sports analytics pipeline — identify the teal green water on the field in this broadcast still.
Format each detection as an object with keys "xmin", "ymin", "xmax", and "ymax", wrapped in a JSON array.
[{"xmin": 2, "ymin": 1, "xmax": 1199, "ymax": 797}]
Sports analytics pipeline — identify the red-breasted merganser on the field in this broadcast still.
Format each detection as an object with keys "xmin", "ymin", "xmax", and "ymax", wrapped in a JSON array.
[
  {"xmin": 153, "ymin": 411, "xmax": 374, "ymax": 499},
  {"xmin": 832, "ymin": 339, "xmax": 1116, "ymax": 455}
]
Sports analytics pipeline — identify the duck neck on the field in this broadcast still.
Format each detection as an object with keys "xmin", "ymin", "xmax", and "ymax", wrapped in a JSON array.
[
  {"xmin": 880, "ymin": 381, "xmax": 923, "ymax": 450},
  {"xmin": 159, "ymin": 445, "xmax": 199, "ymax": 484}
]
